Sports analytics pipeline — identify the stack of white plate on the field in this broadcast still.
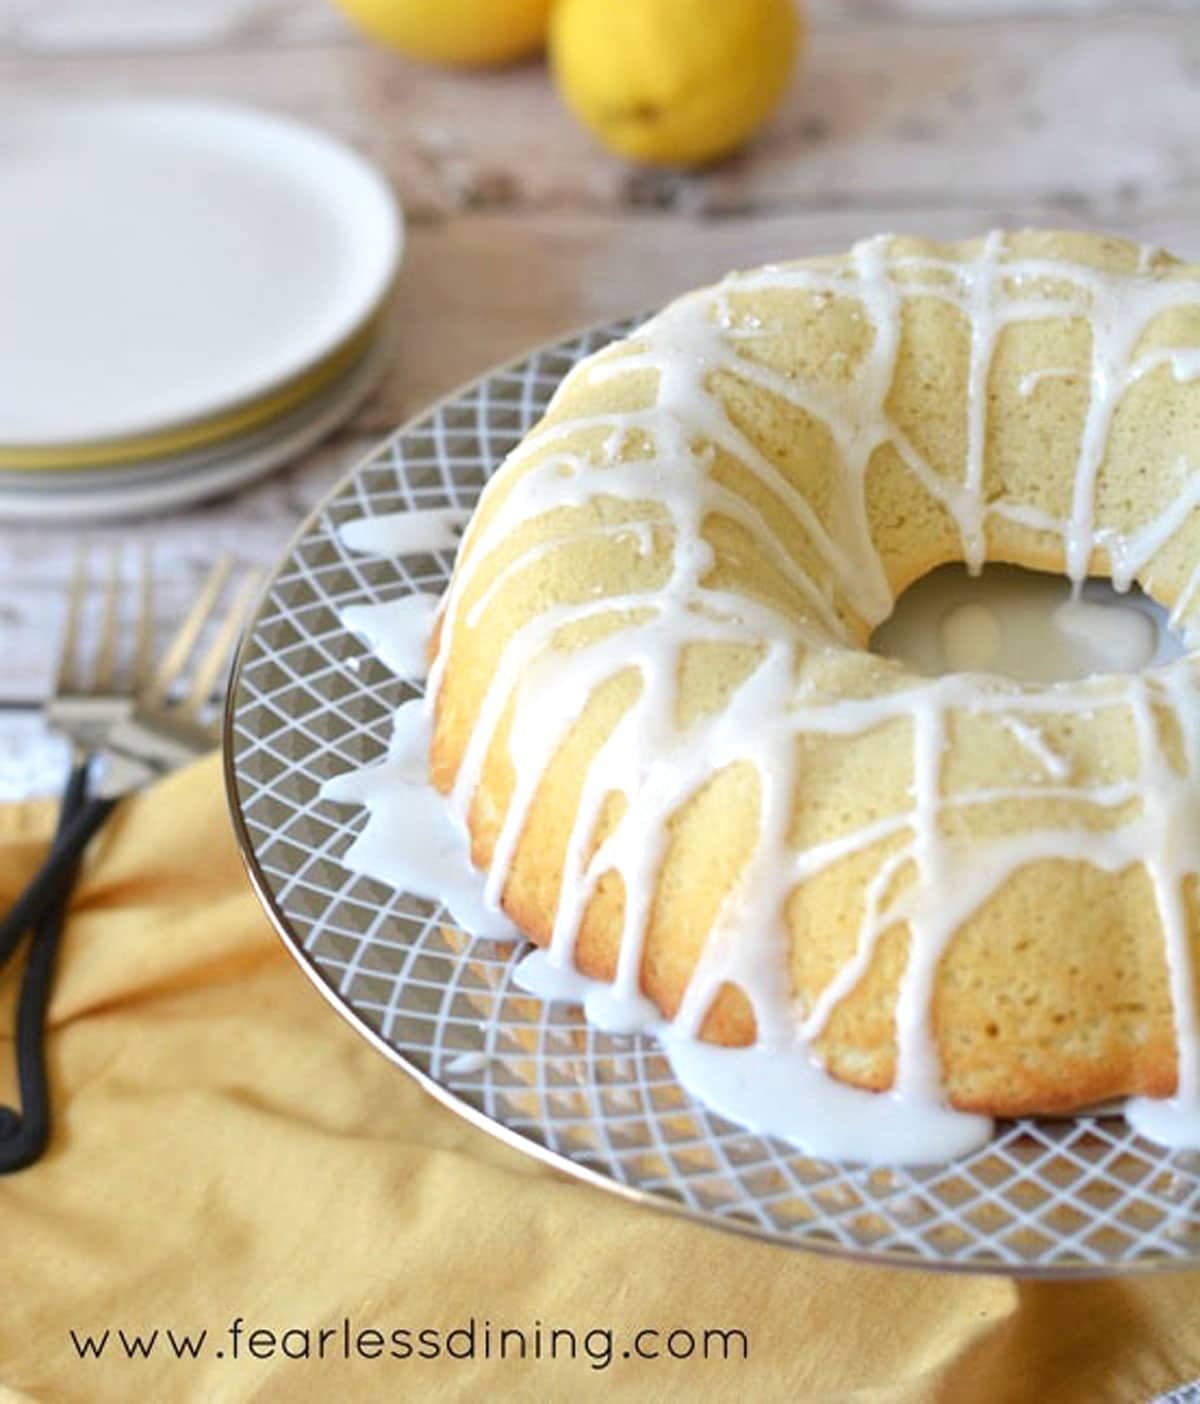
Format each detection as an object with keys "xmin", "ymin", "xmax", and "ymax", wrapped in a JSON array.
[{"xmin": 0, "ymin": 99, "xmax": 403, "ymax": 522}]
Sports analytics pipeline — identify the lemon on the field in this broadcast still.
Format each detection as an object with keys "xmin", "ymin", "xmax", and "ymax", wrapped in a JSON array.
[
  {"xmin": 332, "ymin": 0, "xmax": 553, "ymax": 68},
  {"xmin": 550, "ymin": 0, "xmax": 802, "ymax": 167}
]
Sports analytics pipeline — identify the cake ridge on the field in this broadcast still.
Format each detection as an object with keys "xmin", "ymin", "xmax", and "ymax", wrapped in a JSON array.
[{"xmin": 422, "ymin": 229, "xmax": 1200, "ymax": 1152}]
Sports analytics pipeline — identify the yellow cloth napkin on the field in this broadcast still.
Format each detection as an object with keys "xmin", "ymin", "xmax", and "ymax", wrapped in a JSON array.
[{"xmin": 1, "ymin": 756, "xmax": 1199, "ymax": 1403}]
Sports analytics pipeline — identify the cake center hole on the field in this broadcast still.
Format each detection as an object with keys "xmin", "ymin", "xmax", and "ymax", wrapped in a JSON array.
[{"xmin": 870, "ymin": 563, "xmax": 1183, "ymax": 684}]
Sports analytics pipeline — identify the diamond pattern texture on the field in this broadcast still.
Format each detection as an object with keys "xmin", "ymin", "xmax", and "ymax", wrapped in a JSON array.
[{"xmin": 228, "ymin": 318, "xmax": 1200, "ymax": 1276}]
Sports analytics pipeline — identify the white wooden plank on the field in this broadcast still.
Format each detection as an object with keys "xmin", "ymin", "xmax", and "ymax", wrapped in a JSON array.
[
  {"xmin": 0, "ymin": 433, "xmax": 374, "ymax": 701},
  {"xmin": 0, "ymin": 711, "xmax": 68, "ymax": 802},
  {"xmin": 0, "ymin": 0, "xmax": 1190, "ymax": 58},
  {"xmin": 1, "ymin": 15, "xmax": 1195, "ymax": 220},
  {"xmin": 819, "ymin": 0, "xmax": 1195, "ymax": 18},
  {"xmin": 0, "ymin": 0, "xmax": 350, "ymax": 56}
]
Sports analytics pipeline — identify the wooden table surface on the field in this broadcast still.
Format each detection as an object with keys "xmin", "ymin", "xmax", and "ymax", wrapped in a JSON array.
[{"xmin": 2, "ymin": 0, "xmax": 1199, "ymax": 793}]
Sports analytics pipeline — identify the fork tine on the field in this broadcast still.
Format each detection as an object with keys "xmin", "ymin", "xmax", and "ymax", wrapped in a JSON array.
[
  {"xmin": 90, "ymin": 544, "xmax": 121, "ymax": 693},
  {"xmin": 180, "ymin": 567, "xmax": 263, "ymax": 723},
  {"xmin": 143, "ymin": 555, "xmax": 234, "ymax": 708},
  {"xmin": 54, "ymin": 543, "xmax": 89, "ymax": 693},
  {"xmin": 133, "ymin": 544, "xmax": 155, "ymax": 691}
]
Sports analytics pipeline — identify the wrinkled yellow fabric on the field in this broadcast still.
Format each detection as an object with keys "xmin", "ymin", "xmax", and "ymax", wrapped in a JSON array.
[{"xmin": 1, "ymin": 755, "xmax": 1198, "ymax": 1403}]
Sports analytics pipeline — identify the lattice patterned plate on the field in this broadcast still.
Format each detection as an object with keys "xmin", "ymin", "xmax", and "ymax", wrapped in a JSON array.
[{"xmin": 226, "ymin": 318, "xmax": 1200, "ymax": 1277}]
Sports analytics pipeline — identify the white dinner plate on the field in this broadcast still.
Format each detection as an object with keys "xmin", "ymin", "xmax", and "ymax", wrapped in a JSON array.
[
  {"xmin": 0, "ymin": 334, "xmax": 389, "ymax": 523},
  {"xmin": 0, "ymin": 98, "xmax": 402, "ymax": 450}
]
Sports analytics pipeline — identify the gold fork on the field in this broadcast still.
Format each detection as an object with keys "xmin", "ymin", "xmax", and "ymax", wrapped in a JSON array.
[
  {"xmin": 45, "ymin": 542, "xmax": 155, "ymax": 754},
  {"xmin": 0, "ymin": 552, "xmax": 261, "ymax": 1172},
  {"xmin": 106, "ymin": 556, "xmax": 263, "ymax": 775}
]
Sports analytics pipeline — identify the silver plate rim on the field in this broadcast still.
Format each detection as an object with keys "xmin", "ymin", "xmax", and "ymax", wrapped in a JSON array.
[{"xmin": 223, "ymin": 315, "xmax": 1200, "ymax": 1281}]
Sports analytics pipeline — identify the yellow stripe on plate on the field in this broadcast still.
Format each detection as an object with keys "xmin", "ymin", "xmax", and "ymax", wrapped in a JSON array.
[{"xmin": 0, "ymin": 314, "xmax": 384, "ymax": 472}]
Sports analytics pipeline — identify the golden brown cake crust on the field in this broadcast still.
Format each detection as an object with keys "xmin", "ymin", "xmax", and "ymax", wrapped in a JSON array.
[{"xmin": 429, "ymin": 231, "xmax": 1200, "ymax": 1118}]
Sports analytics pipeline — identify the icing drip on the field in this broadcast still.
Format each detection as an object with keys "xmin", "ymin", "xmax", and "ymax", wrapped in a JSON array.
[
  {"xmin": 515, "ymin": 949, "xmax": 993, "ymax": 1165},
  {"xmin": 1017, "ymin": 366, "xmax": 1077, "ymax": 397},
  {"xmin": 342, "ymin": 595, "xmax": 438, "ymax": 679},
  {"xmin": 326, "ymin": 232, "xmax": 1200, "ymax": 1164},
  {"xmin": 1053, "ymin": 597, "xmax": 1156, "ymax": 674},
  {"xmin": 337, "ymin": 507, "xmax": 469, "ymax": 556},
  {"xmin": 321, "ymin": 701, "xmax": 519, "ymax": 942},
  {"xmin": 1127, "ymin": 669, "xmax": 1200, "ymax": 1148},
  {"xmin": 321, "ymin": 600, "xmax": 517, "ymax": 941}
]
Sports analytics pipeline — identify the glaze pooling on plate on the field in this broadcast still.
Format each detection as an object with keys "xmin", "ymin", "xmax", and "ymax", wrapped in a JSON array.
[
  {"xmin": 321, "ymin": 548, "xmax": 1192, "ymax": 1164},
  {"xmin": 873, "ymin": 564, "xmax": 1178, "ymax": 683},
  {"xmin": 339, "ymin": 508, "xmax": 468, "ymax": 556},
  {"xmin": 320, "ymin": 562, "xmax": 994, "ymax": 1164},
  {"xmin": 321, "ymin": 698, "xmax": 515, "ymax": 940},
  {"xmin": 325, "ymin": 233, "xmax": 1200, "ymax": 1163}
]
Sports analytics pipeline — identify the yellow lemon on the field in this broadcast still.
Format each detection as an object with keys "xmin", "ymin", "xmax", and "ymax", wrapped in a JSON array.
[
  {"xmin": 332, "ymin": 0, "xmax": 554, "ymax": 68},
  {"xmin": 550, "ymin": 0, "xmax": 802, "ymax": 167}
]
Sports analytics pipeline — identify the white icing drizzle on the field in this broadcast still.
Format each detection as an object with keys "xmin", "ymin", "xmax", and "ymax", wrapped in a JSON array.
[
  {"xmin": 1130, "ymin": 347, "xmax": 1200, "ymax": 387},
  {"xmin": 515, "ymin": 948, "xmax": 993, "ymax": 1165},
  {"xmin": 1053, "ymin": 596, "xmax": 1156, "ymax": 673},
  {"xmin": 321, "ymin": 614, "xmax": 517, "ymax": 940},
  {"xmin": 321, "ymin": 700, "xmax": 519, "ymax": 942},
  {"xmin": 341, "ymin": 595, "xmax": 438, "ymax": 679},
  {"xmin": 338, "ymin": 507, "xmax": 469, "ymax": 556},
  {"xmin": 327, "ymin": 233, "xmax": 1200, "ymax": 1165},
  {"xmin": 1017, "ymin": 366, "xmax": 1077, "ymax": 398},
  {"xmin": 999, "ymin": 715, "xmax": 1069, "ymax": 781}
]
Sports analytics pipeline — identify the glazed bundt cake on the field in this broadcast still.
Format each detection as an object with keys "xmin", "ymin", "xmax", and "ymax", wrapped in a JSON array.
[{"xmin": 425, "ymin": 230, "xmax": 1200, "ymax": 1125}]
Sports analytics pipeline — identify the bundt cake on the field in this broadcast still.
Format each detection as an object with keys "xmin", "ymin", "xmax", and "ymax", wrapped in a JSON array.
[{"xmin": 424, "ymin": 230, "xmax": 1200, "ymax": 1130}]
